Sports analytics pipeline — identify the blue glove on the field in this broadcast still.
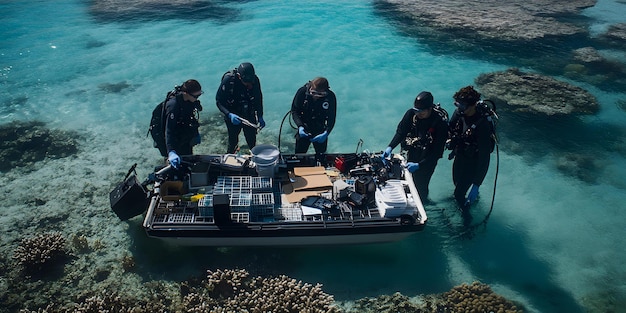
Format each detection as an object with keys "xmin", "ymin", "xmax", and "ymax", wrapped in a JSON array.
[
  {"xmin": 258, "ymin": 116, "xmax": 266, "ymax": 129},
  {"xmin": 382, "ymin": 147, "xmax": 393, "ymax": 159},
  {"xmin": 190, "ymin": 133, "xmax": 201, "ymax": 146},
  {"xmin": 168, "ymin": 150, "xmax": 180, "ymax": 169},
  {"xmin": 228, "ymin": 113, "xmax": 241, "ymax": 125},
  {"xmin": 466, "ymin": 184, "xmax": 480, "ymax": 205},
  {"xmin": 406, "ymin": 162, "xmax": 419, "ymax": 173},
  {"xmin": 298, "ymin": 126, "xmax": 309, "ymax": 138},
  {"xmin": 311, "ymin": 131, "xmax": 328, "ymax": 143}
]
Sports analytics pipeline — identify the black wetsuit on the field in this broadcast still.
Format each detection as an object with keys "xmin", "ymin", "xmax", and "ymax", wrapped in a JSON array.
[
  {"xmin": 387, "ymin": 107, "xmax": 448, "ymax": 199},
  {"xmin": 291, "ymin": 83, "xmax": 337, "ymax": 155},
  {"xmin": 448, "ymin": 109, "xmax": 493, "ymax": 206},
  {"xmin": 164, "ymin": 94, "xmax": 201, "ymax": 156},
  {"xmin": 216, "ymin": 70, "xmax": 263, "ymax": 153}
]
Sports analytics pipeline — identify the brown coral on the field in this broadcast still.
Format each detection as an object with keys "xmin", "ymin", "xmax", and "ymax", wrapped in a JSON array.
[
  {"xmin": 12, "ymin": 232, "xmax": 69, "ymax": 274},
  {"xmin": 184, "ymin": 268, "xmax": 340, "ymax": 313},
  {"xmin": 443, "ymin": 281, "xmax": 522, "ymax": 313},
  {"xmin": 73, "ymin": 291, "xmax": 167, "ymax": 313}
]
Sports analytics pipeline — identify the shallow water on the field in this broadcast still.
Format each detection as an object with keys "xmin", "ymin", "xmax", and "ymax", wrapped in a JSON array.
[{"xmin": 1, "ymin": 0, "xmax": 626, "ymax": 312}]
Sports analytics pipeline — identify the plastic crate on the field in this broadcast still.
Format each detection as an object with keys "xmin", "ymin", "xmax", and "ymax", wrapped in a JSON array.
[
  {"xmin": 251, "ymin": 193, "xmax": 275, "ymax": 216},
  {"xmin": 276, "ymin": 206, "xmax": 303, "ymax": 221},
  {"xmin": 167, "ymin": 213, "xmax": 195, "ymax": 223}
]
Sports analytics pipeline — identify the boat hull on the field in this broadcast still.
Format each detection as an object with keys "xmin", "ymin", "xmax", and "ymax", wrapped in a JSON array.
[{"xmin": 146, "ymin": 220, "xmax": 424, "ymax": 246}]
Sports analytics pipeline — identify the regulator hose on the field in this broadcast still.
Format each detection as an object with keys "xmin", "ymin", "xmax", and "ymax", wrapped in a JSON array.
[{"xmin": 277, "ymin": 110, "xmax": 295, "ymax": 151}]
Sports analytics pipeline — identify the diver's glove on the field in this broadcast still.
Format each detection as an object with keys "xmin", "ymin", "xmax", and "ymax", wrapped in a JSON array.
[
  {"xmin": 406, "ymin": 162, "xmax": 420, "ymax": 173},
  {"xmin": 191, "ymin": 134, "xmax": 201, "ymax": 146},
  {"xmin": 258, "ymin": 116, "xmax": 266, "ymax": 129},
  {"xmin": 311, "ymin": 131, "xmax": 328, "ymax": 143},
  {"xmin": 382, "ymin": 146, "xmax": 393, "ymax": 159},
  {"xmin": 298, "ymin": 126, "xmax": 309, "ymax": 138},
  {"xmin": 465, "ymin": 184, "xmax": 480, "ymax": 205},
  {"xmin": 228, "ymin": 113, "xmax": 241, "ymax": 125},
  {"xmin": 168, "ymin": 150, "xmax": 181, "ymax": 169}
]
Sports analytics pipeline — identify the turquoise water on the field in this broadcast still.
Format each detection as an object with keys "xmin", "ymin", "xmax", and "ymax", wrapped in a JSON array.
[{"xmin": 2, "ymin": 0, "xmax": 626, "ymax": 312}]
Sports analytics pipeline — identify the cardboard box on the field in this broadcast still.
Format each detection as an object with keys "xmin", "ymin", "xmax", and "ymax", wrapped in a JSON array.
[{"xmin": 283, "ymin": 166, "xmax": 333, "ymax": 203}]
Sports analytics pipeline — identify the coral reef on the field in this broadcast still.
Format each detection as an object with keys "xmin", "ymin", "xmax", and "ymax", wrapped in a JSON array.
[
  {"xmin": 88, "ymin": 0, "xmax": 239, "ymax": 23},
  {"xmin": 73, "ymin": 292, "xmax": 167, "ymax": 313},
  {"xmin": 348, "ymin": 292, "xmax": 433, "ymax": 313},
  {"xmin": 555, "ymin": 153, "xmax": 603, "ymax": 183},
  {"xmin": 377, "ymin": 0, "xmax": 595, "ymax": 41},
  {"xmin": 0, "ymin": 121, "xmax": 80, "ymax": 172},
  {"xmin": 443, "ymin": 282, "xmax": 522, "ymax": 313},
  {"xmin": 9, "ymin": 265, "xmax": 531, "ymax": 313},
  {"xmin": 71, "ymin": 234, "xmax": 90, "ymax": 253},
  {"xmin": 598, "ymin": 23, "xmax": 626, "ymax": 49},
  {"xmin": 12, "ymin": 232, "xmax": 69, "ymax": 275},
  {"xmin": 186, "ymin": 269, "xmax": 341, "ymax": 313},
  {"xmin": 475, "ymin": 68, "xmax": 599, "ymax": 115},
  {"xmin": 375, "ymin": 0, "xmax": 626, "ymax": 92}
]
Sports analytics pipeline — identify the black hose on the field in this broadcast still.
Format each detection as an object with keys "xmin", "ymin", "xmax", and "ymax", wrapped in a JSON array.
[
  {"xmin": 459, "ymin": 136, "xmax": 499, "ymax": 236},
  {"xmin": 277, "ymin": 110, "xmax": 295, "ymax": 151}
]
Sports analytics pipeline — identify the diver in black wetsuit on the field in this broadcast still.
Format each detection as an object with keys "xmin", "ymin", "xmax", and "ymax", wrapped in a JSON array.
[
  {"xmin": 216, "ymin": 62, "xmax": 265, "ymax": 154},
  {"xmin": 291, "ymin": 77, "xmax": 337, "ymax": 161},
  {"xmin": 447, "ymin": 86, "xmax": 496, "ymax": 222},
  {"xmin": 164, "ymin": 79, "xmax": 203, "ymax": 168},
  {"xmin": 382, "ymin": 91, "xmax": 448, "ymax": 201}
]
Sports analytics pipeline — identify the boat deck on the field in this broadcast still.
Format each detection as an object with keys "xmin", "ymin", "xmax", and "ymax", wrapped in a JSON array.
[{"xmin": 147, "ymin": 171, "xmax": 412, "ymax": 227}]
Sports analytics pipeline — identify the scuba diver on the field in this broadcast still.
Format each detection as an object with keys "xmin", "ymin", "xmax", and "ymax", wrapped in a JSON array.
[
  {"xmin": 165, "ymin": 79, "xmax": 203, "ymax": 169},
  {"xmin": 291, "ymin": 77, "xmax": 337, "ymax": 163},
  {"xmin": 382, "ymin": 91, "xmax": 448, "ymax": 201},
  {"xmin": 216, "ymin": 62, "xmax": 265, "ymax": 154},
  {"xmin": 447, "ymin": 85, "xmax": 497, "ymax": 224}
]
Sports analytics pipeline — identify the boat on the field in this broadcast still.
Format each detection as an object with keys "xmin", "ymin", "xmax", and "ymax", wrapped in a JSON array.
[{"xmin": 109, "ymin": 145, "xmax": 427, "ymax": 246}]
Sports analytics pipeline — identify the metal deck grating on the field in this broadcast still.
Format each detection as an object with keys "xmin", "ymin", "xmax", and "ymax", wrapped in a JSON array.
[
  {"xmin": 231, "ymin": 212, "xmax": 249, "ymax": 223},
  {"xmin": 214, "ymin": 176, "xmax": 273, "ymax": 193},
  {"xmin": 167, "ymin": 213, "xmax": 195, "ymax": 223},
  {"xmin": 251, "ymin": 177, "xmax": 273, "ymax": 191},
  {"xmin": 276, "ymin": 206, "xmax": 303, "ymax": 221},
  {"xmin": 251, "ymin": 193, "xmax": 275, "ymax": 216},
  {"xmin": 214, "ymin": 176, "xmax": 251, "ymax": 194},
  {"xmin": 198, "ymin": 195, "xmax": 213, "ymax": 207},
  {"xmin": 252, "ymin": 193, "xmax": 274, "ymax": 205},
  {"xmin": 230, "ymin": 192, "xmax": 252, "ymax": 207}
]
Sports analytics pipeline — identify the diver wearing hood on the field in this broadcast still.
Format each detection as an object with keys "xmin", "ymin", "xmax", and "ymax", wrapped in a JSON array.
[
  {"xmin": 382, "ymin": 91, "xmax": 448, "ymax": 200},
  {"xmin": 447, "ymin": 85, "xmax": 496, "ymax": 218},
  {"xmin": 291, "ymin": 77, "xmax": 337, "ymax": 159},
  {"xmin": 216, "ymin": 62, "xmax": 265, "ymax": 154}
]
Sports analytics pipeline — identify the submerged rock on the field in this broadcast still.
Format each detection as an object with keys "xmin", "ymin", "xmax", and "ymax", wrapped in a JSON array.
[
  {"xmin": 376, "ymin": 0, "xmax": 595, "ymax": 41},
  {"xmin": 572, "ymin": 47, "xmax": 605, "ymax": 63},
  {"xmin": 89, "ymin": 0, "xmax": 240, "ymax": 23},
  {"xmin": 618, "ymin": 99, "xmax": 626, "ymax": 112},
  {"xmin": 0, "ymin": 121, "xmax": 81, "ymax": 172},
  {"xmin": 598, "ymin": 23, "xmax": 626, "ymax": 49},
  {"xmin": 555, "ymin": 152, "xmax": 602, "ymax": 183},
  {"xmin": 375, "ymin": 0, "xmax": 626, "ymax": 92},
  {"xmin": 475, "ymin": 68, "xmax": 599, "ymax": 115},
  {"xmin": 97, "ymin": 81, "xmax": 134, "ymax": 93}
]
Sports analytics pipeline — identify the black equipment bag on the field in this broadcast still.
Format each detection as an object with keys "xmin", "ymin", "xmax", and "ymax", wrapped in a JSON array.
[{"xmin": 109, "ymin": 164, "xmax": 149, "ymax": 221}]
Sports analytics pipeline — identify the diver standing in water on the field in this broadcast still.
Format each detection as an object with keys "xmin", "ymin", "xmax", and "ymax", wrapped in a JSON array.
[
  {"xmin": 216, "ymin": 62, "xmax": 265, "ymax": 154},
  {"xmin": 447, "ymin": 86, "xmax": 497, "ymax": 224},
  {"xmin": 382, "ymin": 91, "xmax": 448, "ymax": 202},
  {"xmin": 291, "ymin": 77, "xmax": 337, "ymax": 164},
  {"xmin": 164, "ymin": 79, "xmax": 203, "ymax": 169}
]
